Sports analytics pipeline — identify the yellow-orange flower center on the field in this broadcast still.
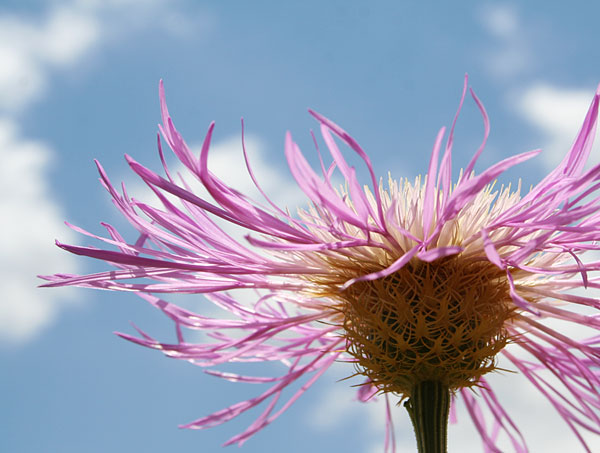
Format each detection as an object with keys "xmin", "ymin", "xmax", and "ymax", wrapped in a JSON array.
[{"xmin": 315, "ymin": 257, "xmax": 515, "ymax": 396}]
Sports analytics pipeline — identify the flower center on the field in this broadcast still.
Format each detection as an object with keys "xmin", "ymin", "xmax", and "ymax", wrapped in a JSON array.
[{"xmin": 319, "ymin": 257, "xmax": 515, "ymax": 395}]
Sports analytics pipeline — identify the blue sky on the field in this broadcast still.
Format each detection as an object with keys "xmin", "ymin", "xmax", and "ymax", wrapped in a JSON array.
[{"xmin": 2, "ymin": 1, "xmax": 600, "ymax": 451}]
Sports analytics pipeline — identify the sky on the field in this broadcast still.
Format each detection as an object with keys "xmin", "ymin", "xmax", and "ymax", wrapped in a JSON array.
[{"xmin": 2, "ymin": 0, "xmax": 600, "ymax": 452}]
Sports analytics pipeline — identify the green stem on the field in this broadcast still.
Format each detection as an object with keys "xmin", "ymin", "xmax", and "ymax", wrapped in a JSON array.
[{"xmin": 404, "ymin": 381, "xmax": 450, "ymax": 453}]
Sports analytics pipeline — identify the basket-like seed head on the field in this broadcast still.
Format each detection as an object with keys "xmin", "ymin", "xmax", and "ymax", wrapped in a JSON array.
[{"xmin": 320, "ymin": 257, "xmax": 516, "ymax": 396}]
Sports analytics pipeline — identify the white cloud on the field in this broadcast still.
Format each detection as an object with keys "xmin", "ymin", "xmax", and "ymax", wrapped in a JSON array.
[
  {"xmin": 0, "ymin": 44, "xmax": 45, "ymax": 114},
  {"xmin": 0, "ymin": 0, "xmax": 214, "ymax": 344},
  {"xmin": 0, "ymin": 6, "xmax": 100, "ymax": 111},
  {"xmin": 517, "ymin": 83, "xmax": 598, "ymax": 170},
  {"xmin": 0, "ymin": 119, "xmax": 79, "ymax": 343},
  {"xmin": 478, "ymin": 4, "xmax": 533, "ymax": 80},
  {"xmin": 0, "ymin": 0, "xmax": 211, "ymax": 112},
  {"xmin": 40, "ymin": 7, "xmax": 100, "ymax": 65}
]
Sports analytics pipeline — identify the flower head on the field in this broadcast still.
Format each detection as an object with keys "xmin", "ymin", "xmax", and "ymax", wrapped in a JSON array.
[{"xmin": 42, "ymin": 77, "xmax": 600, "ymax": 452}]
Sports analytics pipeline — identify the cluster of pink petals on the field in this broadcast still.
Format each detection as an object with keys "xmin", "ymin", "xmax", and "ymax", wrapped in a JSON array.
[{"xmin": 42, "ymin": 77, "xmax": 600, "ymax": 452}]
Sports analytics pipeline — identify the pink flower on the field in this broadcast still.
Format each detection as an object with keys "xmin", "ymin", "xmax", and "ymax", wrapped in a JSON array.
[{"xmin": 42, "ymin": 77, "xmax": 600, "ymax": 452}]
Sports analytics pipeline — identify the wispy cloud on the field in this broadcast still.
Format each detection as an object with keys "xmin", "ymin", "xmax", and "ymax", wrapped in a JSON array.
[
  {"xmin": 0, "ymin": 119, "xmax": 78, "ymax": 343},
  {"xmin": 478, "ymin": 4, "xmax": 534, "ymax": 80},
  {"xmin": 0, "ymin": 7, "xmax": 99, "ymax": 111},
  {"xmin": 516, "ymin": 83, "xmax": 598, "ymax": 170},
  {"xmin": 0, "ymin": 0, "xmax": 212, "ymax": 112}
]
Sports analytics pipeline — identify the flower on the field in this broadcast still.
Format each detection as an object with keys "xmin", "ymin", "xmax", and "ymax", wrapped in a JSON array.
[{"xmin": 42, "ymin": 77, "xmax": 600, "ymax": 452}]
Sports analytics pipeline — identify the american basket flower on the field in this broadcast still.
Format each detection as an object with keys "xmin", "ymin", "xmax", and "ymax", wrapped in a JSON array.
[{"xmin": 42, "ymin": 77, "xmax": 600, "ymax": 452}]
